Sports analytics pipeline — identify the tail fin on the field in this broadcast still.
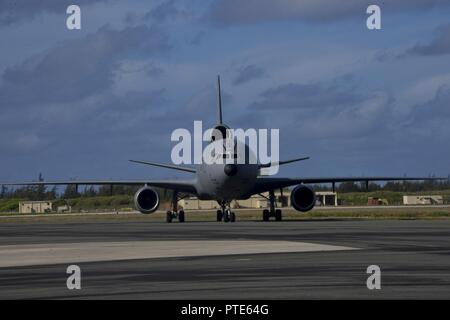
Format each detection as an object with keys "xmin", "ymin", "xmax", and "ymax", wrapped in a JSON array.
[{"xmin": 216, "ymin": 75, "xmax": 223, "ymax": 125}]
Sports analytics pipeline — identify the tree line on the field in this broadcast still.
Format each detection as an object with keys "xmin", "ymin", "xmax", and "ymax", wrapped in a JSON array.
[
  {"xmin": 1, "ymin": 174, "xmax": 449, "ymax": 201},
  {"xmin": 0, "ymin": 174, "xmax": 173, "ymax": 201},
  {"xmin": 313, "ymin": 179, "xmax": 450, "ymax": 193}
]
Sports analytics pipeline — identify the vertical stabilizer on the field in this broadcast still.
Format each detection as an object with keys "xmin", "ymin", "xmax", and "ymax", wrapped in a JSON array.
[{"xmin": 216, "ymin": 75, "xmax": 223, "ymax": 125}]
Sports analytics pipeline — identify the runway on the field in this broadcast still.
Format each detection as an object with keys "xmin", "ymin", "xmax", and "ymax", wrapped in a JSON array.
[{"xmin": 0, "ymin": 219, "xmax": 450, "ymax": 299}]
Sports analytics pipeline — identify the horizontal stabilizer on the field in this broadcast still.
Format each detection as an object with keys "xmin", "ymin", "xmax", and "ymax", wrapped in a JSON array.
[
  {"xmin": 129, "ymin": 160, "xmax": 196, "ymax": 173},
  {"xmin": 259, "ymin": 156, "xmax": 310, "ymax": 168}
]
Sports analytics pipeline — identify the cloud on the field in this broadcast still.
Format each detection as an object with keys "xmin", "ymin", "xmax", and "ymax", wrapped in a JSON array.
[
  {"xmin": 242, "ymin": 75, "xmax": 394, "ymax": 140},
  {"xmin": 410, "ymin": 85, "xmax": 450, "ymax": 124},
  {"xmin": 118, "ymin": 60, "xmax": 165, "ymax": 78},
  {"xmin": 250, "ymin": 74, "xmax": 360, "ymax": 110},
  {"xmin": 0, "ymin": 87, "xmax": 173, "ymax": 155},
  {"xmin": 188, "ymin": 31, "xmax": 205, "ymax": 46},
  {"xmin": 241, "ymin": 75, "xmax": 449, "ymax": 174},
  {"xmin": 232, "ymin": 64, "xmax": 265, "ymax": 86},
  {"xmin": 0, "ymin": 0, "xmax": 111, "ymax": 25},
  {"xmin": 0, "ymin": 132, "xmax": 45, "ymax": 152},
  {"xmin": 0, "ymin": 24, "xmax": 169, "ymax": 109},
  {"xmin": 96, "ymin": 89, "xmax": 169, "ymax": 129},
  {"xmin": 206, "ymin": 0, "xmax": 450, "ymax": 26},
  {"xmin": 184, "ymin": 84, "xmax": 232, "ymax": 121},
  {"xmin": 0, "ymin": 23, "xmax": 171, "ymax": 155},
  {"xmin": 388, "ymin": 84, "xmax": 450, "ymax": 171},
  {"xmin": 144, "ymin": 0, "xmax": 186, "ymax": 23},
  {"xmin": 406, "ymin": 24, "xmax": 450, "ymax": 56}
]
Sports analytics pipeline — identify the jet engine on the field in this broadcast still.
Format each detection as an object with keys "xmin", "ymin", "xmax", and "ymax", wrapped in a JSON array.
[
  {"xmin": 211, "ymin": 124, "xmax": 230, "ymax": 141},
  {"xmin": 291, "ymin": 184, "xmax": 316, "ymax": 212},
  {"xmin": 134, "ymin": 187, "xmax": 160, "ymax": 214}
]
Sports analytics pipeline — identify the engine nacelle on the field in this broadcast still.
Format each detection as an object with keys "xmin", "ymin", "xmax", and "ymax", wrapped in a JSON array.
[
  {"xmin": 211, "ymin": 124, "xmax": 231, "ymax": 141},
  {"xmin": 291, "ymin": 185, "xmax": 316, "ymax": 212},
  {"xmin": 134, "ymin": 187, "xmax": 160, "ymax": 214}
]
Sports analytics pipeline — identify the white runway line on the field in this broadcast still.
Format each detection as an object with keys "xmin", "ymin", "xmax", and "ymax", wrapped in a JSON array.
[{"xmin": 0, "ymin": 240, "xmax": 357, "ymax": 267}]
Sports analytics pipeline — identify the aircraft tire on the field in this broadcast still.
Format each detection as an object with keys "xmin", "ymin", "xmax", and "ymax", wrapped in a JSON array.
[
  {"xmin": 178, "ymin": 210, "xmax": 185, "ymax": 223},
  {"xmin": 275, "ymin": 209, "xmax": 282, "ymax": 221},
  {"xmin": 230, "ymin": 212, "xmax": 236, "ymax": 222},
  {"xmin": 166, "ymin": 211, "xmax": 173, "ymax": 223},
  {"xmin": 224, "ymin": 210, "xmax": 231, "ymax": 223},
  {"xmin": 216, "ymin": 210, "xmax": 223, "ymax": 222},
  {"xmin": 263, "ymin": 209, "xmax": 270, "ymax": 222}
]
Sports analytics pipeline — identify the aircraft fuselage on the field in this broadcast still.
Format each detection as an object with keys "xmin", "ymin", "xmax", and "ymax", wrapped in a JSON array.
[{"xmin": 195, "ymin": 162, "xmax": 259, "ymax": 201}]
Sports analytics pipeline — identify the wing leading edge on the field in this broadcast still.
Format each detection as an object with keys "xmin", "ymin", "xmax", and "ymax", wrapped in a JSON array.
[
  {"xmin": 252, "ymin": 176, "xmax": 448, "ymax": 194},
  {"xmin": 0, "ymin": 180, "xmax": 198, "ymax": 194}
]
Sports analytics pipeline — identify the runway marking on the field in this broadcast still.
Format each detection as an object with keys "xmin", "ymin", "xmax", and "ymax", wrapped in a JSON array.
[{"xmin": 0, "ymin": 240, "xmax": 357, "ymax": 268}]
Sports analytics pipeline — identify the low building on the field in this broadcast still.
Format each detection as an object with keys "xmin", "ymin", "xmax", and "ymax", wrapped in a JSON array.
[
  {"xmin": 316, "ymin": 191, "xmax": 338, "ymax": 206},
  {"xmin": 178, "ymin": 190, "xmax": 338, "ymax": 210},
  {"xmin": 235, "ymin": 194, "xmax": 269, "ymax": 209},
  {"xmin": 57, "ymin": 205, "xmax": 72, "ymax": 213},
  {"xmin": 19, "ymin": 201, "xmax": 53, "ymax": 214},
  {"xmin": 403, "ymin": 195, "xmax": 443, "ymax": 205},
  {"xmin": 179, "ymin": 197, "xmax": 220, "ymax": 210}
]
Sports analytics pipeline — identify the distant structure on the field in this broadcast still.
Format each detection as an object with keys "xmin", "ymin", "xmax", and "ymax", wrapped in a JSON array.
[
  {"xmin": 315, "ymin": 191, "xmax": 338, "ymax": 206},
  {"xmin": 178, "ymin": 191, "xmax": 338, "ymax": 210},
  {"xmin": 368, "ymin": 197, "xmax": 389, "ymax": 206},
  {"xmin": 19, "ymin": 201, "xmax": 52, "ymax": 214},
  {"xmin": 57, "ymin": 205, "xmax": 72, "ymax": 213},
  {"xmin": 403, "ymin": 195, "xmax": 443, "ymax": 205}
]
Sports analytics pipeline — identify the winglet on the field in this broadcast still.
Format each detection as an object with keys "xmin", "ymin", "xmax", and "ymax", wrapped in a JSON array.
[{"xmin": 216, "ymin": 75, "xmax": 223, "ymax": 125}]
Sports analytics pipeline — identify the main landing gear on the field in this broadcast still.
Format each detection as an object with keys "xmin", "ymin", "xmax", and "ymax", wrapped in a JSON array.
[
  {"xmin": 216, "ymin": 201, "xmax": 236, "ymax": 223},
  {"xmin": 262, "ymin": 190, "xmax": 282, "ymax": 222},
  {"xmin": 166, "ymin": 191, "xmax": 185, "ymax": 223}
]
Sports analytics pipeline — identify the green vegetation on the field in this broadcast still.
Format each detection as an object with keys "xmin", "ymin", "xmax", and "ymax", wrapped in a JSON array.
[
  {"xmin": 0, "ymin": 198, "xmax": 22, "ymax": 212},
  {"xmin": 60, "ymin": 195, "xmax": 133, "ymax": 211},
  {"xmin": 0, "ymin": 195, "xmax": 144, "ymax": 213},
  {"xmin": 0, "ymin": 173, "xmax": 173, "ymax": 213},
  {"xmin": 2, "ymin": 189, "xmax": 450, "ymax": 214},
  {"xmin": 339, "ymin": 190, "xmax": 450, "ymax": 206},
  {"xmin": 0, "ymin": 195, "xmax": 171, "ymax": 214},
  {"xmin": 1, "ymin": 178, "xmax": 449, "ymax": 217}
]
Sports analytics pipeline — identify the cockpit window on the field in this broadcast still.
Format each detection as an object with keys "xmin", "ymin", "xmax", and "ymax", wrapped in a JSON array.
[{"xmin": 222, "ymin": 153, "xmax": 238, "ymax": 159}]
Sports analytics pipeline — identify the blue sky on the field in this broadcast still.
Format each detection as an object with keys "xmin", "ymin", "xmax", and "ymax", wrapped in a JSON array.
[{"xmin": 1, "ymin": 0, "xmax": 449, "ymax": 182}]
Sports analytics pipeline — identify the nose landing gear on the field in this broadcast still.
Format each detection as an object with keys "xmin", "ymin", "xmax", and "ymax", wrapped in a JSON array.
[
  {"xmin": 217, "ymin": 201, "xmax": 236, "ymax": 223},
  {"xmin": 223, "ymin": 209, "xmax": 236, "ymax": 222}
]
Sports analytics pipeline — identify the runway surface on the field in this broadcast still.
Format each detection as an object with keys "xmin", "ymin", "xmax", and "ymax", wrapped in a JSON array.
[{"xmin": 1, "ymin": 219, "xmax": 450, "ymax": 299}]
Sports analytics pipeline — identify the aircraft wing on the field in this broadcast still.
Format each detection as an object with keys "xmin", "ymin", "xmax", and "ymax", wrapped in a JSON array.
[
  {"xmin": 0, "ymin": 179, "xmax": 198, "ymax": 194},
  {"xmin": 251, "ymin": 176, "xmax": 447, "ymax": 194}
]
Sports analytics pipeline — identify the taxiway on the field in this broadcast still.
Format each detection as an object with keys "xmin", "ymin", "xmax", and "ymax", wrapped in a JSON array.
[{"xmin": 0, "ymin": 219, "xmax": 449, "ymax": 299}]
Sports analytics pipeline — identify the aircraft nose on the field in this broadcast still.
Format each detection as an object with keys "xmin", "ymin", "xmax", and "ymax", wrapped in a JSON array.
[{"xmin": 224, "ymin": 164, "xmax": 238, "ymax": 177}]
